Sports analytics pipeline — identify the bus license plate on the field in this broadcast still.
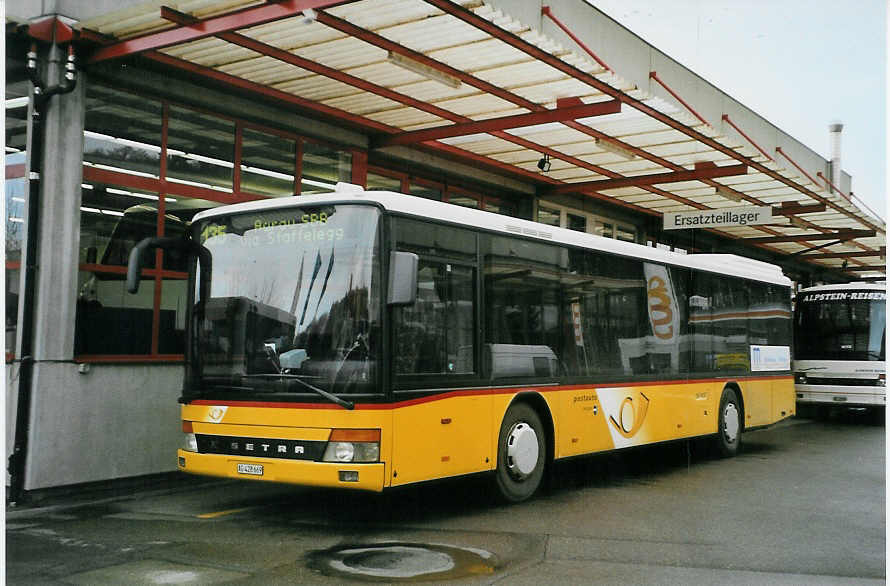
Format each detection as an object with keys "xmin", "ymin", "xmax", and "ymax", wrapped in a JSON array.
[{"xmin": 237, "ymin": 463, "xmax": 263, "ymax": 476}]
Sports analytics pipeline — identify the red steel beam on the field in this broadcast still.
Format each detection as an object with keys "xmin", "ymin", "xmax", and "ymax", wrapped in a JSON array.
[
  {"xmin": 376, "ymin": 100, "xmax": 621, "ymax": 147},
  {"xmin": 721, "ymin": 114, "xmax": 774, "ymax": 162},
  {"xmin": 843, "ymin": 265, "xmax": 887, "ymax": 272},
  {"xmin": 774, "ymin": 147, "xmax": 822, "ymax": 190},
  {"xmin": 148, "ymin": 11, "xmax": 618, "ymax": 190},
  {"xmin": 122, "ymin": 3, "xmax": 869, "ymax": 263},
  {"xmin": 311, "ymin": 10, "xmax": 722, "ymax": 212},
  {"xmin": 541, "ymin": 6, "xmax": 612, "ymax": 72},
  {"xmin": 425, "ymin": 0, "xmax": 884, "ymax": 236},
  {"xmin": 649, "ymin": 71, "xmax": 709, "ymax": 126},
  {"xmin": 801, "ymin": 249, "xmax": 885, "ymax": 259},
  {"xmin": 88, "ymin": 0, "xmax": 347, "ymax": 63},
  {"xmin": 744, "ymin": 230, "xmax": 875, "ymax": 244},
  {"xmin": 816, "ymin": 171, "xmax": 852, "ymax": 200},
  {"xmin": 156, "ymin": 7, "xmax": 634, "ymax": 187},
  {"xmin": 144, "ymin": 51, "xmax": 397, "ymax": 134},
  {"xmin": 551, "ymin": 163, "xmax": 748, "ymax": 193},
  {"xmin": 771, "ymin": 203, "xmax": 827, "ymax": 216}
]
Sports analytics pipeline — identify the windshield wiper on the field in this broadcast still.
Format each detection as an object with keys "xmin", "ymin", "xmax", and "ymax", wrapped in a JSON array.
[{"xmin": 243, "ymin": 374, "xmax": 354, "ymax": 410}]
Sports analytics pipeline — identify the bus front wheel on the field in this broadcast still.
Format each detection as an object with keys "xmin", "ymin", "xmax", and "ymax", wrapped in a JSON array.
[
  {"xmin": 494, "ymin": 403, "xmax": 546, "ymax": 503},
  {"xmin": 715, "ymin": 387, "xmax": 742, "ymax": 457}
]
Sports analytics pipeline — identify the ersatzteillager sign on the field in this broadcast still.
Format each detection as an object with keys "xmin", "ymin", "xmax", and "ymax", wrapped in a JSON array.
[{"xmin": 663, "ymin": 206, "xmax": 772, "ymax": 230}]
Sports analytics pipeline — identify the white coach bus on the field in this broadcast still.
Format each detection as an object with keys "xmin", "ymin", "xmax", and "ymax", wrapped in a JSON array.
[{"xmin": 793, "ymin": 283, "xmax": 886, "ymax": 413}]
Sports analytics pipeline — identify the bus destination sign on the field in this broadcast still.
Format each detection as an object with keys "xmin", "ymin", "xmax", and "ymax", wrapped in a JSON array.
[{"xmin": 663, "ymin": 206, "xmax": 772, "ymax": 230}]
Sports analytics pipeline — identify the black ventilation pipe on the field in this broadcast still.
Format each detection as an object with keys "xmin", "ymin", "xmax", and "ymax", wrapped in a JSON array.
[{"xmin": 8, "ymin": 42, "xmax": 77, "ymax": 505}]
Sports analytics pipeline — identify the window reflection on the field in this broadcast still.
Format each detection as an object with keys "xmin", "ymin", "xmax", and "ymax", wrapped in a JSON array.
[
  {"xmin": 537, "ymin": 205, "xmax": 560, "ymax": 227},
  {"xmin": 76, "ymin": 180, "xmax": 220, "ymax": 356},
  {"xmin": 367, "ymin": 172, "xmax": 402, "ymax": 192},
  {"xmin": 302, "ymin": 141, "xmax": 351, "ymax": 193},
  {"xmin": 84, "ymin": 86, "xmax": 162, "ymax": 177},
  {"xmin": 241, "ymin": 128, "xmax": 296, "ymax": 197},
  {"xmin": 6, "ymin": 85, "xmax": 28, "ymax": 359},
  {"xmin": 167, "ymin": 106, "xmax": 235, "ymax": 191},
  {"xmin": 447, "ymin": 194, "xmax": 478, "ymax": 208},
  {"xmin": 410, "ymin": 183, "xmax": 441, "ymax": 201}
]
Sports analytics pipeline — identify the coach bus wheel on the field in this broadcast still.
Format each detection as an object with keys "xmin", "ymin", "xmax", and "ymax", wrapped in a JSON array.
[
  {"xmin": 716, "ymin": 388, "xmax": 742, "ymax": 457},
  {"xmin": 494, "ymin": 403, "xmax": 546, "ymax": 503}
]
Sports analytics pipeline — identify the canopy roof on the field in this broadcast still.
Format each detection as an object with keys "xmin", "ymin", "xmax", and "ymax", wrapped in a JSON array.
[{"xmin": 34, "ymin": 0, "xmax": 889, "ymax": 279}]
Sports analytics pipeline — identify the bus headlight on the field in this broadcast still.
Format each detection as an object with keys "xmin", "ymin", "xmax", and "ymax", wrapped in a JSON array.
[
  {"xmin": 322, "ymin": 429, "xmax": 380, "ymax": 463},
  {"xmin": 182, "ymin": 421, "xmax": 198, "ymax": 452},
  {"xmin": 183, "ymin": 433, "xmax": 198, "ymax": 452}
]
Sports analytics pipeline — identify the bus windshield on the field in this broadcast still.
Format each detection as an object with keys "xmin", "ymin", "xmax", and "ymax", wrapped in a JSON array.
[
  {"xmin": 794, "ymin": 291, "xmax": 886, "ymax": 361},
  {"xmin": 193, "ymin": 204, "xmax": 381, "ymax": 399}
]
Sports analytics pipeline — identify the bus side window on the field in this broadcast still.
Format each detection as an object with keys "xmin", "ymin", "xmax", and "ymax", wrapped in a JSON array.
[{"xmin": 392, "ymin": 217, "xmax": 478, "ymax": 383}]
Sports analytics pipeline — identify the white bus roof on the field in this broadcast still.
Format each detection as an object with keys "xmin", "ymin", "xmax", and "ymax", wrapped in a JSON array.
[
  {"xmin": 798, "ymin": 282, "xmax": 886, "ymax": 293},
  {"xmin": 192, "ymin": 186, "xmax": 792, "ymax": 287}
]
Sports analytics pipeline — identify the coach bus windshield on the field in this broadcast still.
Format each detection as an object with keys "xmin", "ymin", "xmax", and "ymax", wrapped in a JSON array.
[
  {"xmin": 794, "ymin": 290, "xmax": 886, "ymax": 361},
  {"xmin": 192, "ymin": 204, "xmax": 381, "ymax": 400}
]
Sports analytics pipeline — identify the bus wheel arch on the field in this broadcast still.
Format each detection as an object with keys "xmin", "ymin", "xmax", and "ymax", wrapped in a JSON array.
[
  {"xmin": 715, "ymin": 384, "xmax": 744, "ymax": 457},
  {"xmin": 492, "ymin": 394, "xmax": 553, "ymax": 503}
]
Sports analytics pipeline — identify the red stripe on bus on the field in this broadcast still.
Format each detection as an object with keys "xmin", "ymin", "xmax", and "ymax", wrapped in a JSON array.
[{"xmin": 189, "ymin": 375, "xmax": 792, "ymax": 410}]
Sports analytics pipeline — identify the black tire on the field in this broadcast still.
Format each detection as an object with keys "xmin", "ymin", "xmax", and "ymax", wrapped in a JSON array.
[
  {"xmin": 493, "ymin": 403, "xmax": 547, "ymax": 503},
  {"xmin": 715, "ymin": 387, "xmax": 742, "ymax": 457}
]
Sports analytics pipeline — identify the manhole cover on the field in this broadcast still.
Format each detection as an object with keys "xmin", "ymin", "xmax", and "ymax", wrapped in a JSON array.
[{"xmin": 307, "ymin": 542, "xmax": 495, "ymax": 582}]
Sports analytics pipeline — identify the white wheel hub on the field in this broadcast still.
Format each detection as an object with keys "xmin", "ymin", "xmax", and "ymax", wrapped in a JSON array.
[
  {"xmin": 506, "ymin": 422, "xmax": 539, "ymax": 479},
  {"xmin": 723, "ymin": 402, "xmax": 740, "ymax": 443}
]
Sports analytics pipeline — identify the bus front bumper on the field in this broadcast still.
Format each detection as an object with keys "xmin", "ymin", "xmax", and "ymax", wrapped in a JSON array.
[
  {"xmin": 795, "ymin": 385, "xmax": 886, "ymax": 408},
  {"xmin": 177, "ymin": 450, "xmax": 386, "ymax": 491}
]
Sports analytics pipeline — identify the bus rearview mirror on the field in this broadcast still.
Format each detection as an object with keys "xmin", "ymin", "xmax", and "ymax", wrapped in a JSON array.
[
  {"xmin": 127, "ymin": 236, "xmax": 209, "ymax": 295},
  {"xmin": 387, "ymin": 251, "xmax": 418, "ymax": 306}
]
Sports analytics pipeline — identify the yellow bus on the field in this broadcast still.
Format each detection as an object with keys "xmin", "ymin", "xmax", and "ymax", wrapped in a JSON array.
[{"xmin": 128, "ymin": 185, "xmax": 795, "ymax": 502}]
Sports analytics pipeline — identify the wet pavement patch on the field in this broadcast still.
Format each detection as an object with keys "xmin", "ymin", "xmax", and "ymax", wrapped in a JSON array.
[
  {"xmin": 62, "ymin": 560, "xmax": 248, "ymax": 585},
  {"xmin": 306, "ymin": 542, "xmax": 496, "ymax": 582}
]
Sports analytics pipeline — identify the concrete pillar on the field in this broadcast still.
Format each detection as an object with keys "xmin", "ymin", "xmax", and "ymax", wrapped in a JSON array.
[
  {"xmin": 31, "ymin": 45, "xmax": 84, "ymax": 361},
  {"xmin": 21, "ymin": 45, "xmax": 85, "ymax": 491}
]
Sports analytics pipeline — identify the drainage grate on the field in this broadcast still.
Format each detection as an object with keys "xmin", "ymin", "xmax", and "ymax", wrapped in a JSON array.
[{"xmin": 306, "ymin": 542, "xmax": 496, "ymax": 582}]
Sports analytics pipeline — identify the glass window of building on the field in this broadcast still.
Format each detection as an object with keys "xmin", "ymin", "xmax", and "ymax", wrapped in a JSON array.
[
  {"xmin": 594, "ymin": 221, "xmax": 613, "ymax": 239},
  {"xmin": 167, "ymin": 106, "xmax": 235, "ymax": 192},
  {"xmin": 616, "ymin": 224, "xmax": 636, "ymax": 242},
  {"xmin": 240, "ymin": 127, "xmax": 296, "ymax": 197},
  {"xmin": 84, "ymin": 85, "xmax": 162, "ymax": 177},
  {"xmin": 447, "ymin": 193, "xmax": 479, "ymax": 208},
  {"xmin": 410, "ymin": 182, "xmax": 441, "ymax": 201},
  {"xmin": 76, "ymin": 184, "xmax": 221, "ymax": 357},
  {"xmin": 302, "ymin": 141, "xmax": 352, "ymax": 193},
  {"xmin": 537, "ymin": 205, "xmax": 560, "ymax": 227},
  {"xmin": 5, "ymin": 86, "xmax": 28, "ymax": 360},
  {"xmin": 367, "ymin": 171, "xmax": 403, "ymax": 192},
  {"xmin": 567, "ymin": 213, "xmax": 586, "ymax": 232}
]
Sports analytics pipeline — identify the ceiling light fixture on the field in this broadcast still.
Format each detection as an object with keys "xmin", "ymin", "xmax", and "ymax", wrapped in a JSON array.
[
  {"xmin": 594, "ymin": 137, "xmax": 636, "ymax": 160},
  {"xmin": 387, "ymin": 51, "xmax": 461, "ymax": 89},
  {"xmin": 537, "ymin": 153, "xmax": 552, "ymax": 172}
]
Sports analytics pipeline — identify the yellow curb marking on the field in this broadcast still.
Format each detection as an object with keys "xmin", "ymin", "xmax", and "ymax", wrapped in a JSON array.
[{"xmin": 196, "ymin": 507, "xmax": 249, "ymax": 519}]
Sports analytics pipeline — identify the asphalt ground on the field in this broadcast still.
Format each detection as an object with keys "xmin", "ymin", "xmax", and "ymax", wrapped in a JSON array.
[{"xmin": 6, "ymin": 409, "xmax": 885, "ymax": 585}]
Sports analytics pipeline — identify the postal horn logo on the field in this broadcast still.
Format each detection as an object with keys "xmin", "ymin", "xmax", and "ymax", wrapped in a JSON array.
[
  {"xmin": 609, "ymin": 392, "xmax": 650, "ymax": 438},
  {"xmin": 208, "ymin": 406, "xmax": 227, "ymax": 422},
  {"xmin": 647, "ymin": 276, "xmax": 674, "ymax": 340}
]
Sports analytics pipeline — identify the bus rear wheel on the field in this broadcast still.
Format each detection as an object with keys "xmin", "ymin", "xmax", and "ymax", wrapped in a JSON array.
[
  {"xmin": 715, "ymin": 387, "xmax": 742, "ymax": 457},
  {"xmin": 494, "ymin": 403, "xmax": 546, "ymax": 503}
]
